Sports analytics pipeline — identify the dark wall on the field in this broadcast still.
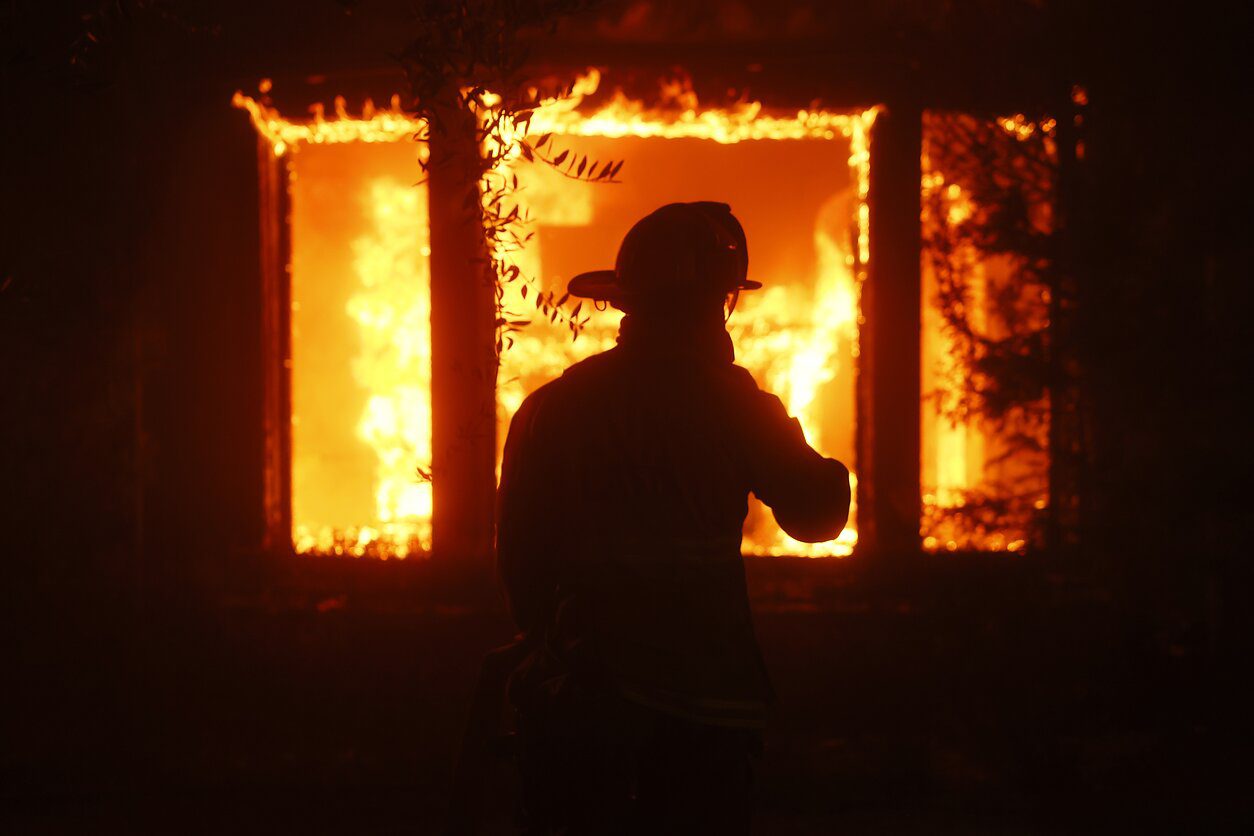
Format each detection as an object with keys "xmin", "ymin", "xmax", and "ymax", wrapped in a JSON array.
[{"xmin": 1066, "ymin": 1, "xmax": 1249, "ymax": 655}]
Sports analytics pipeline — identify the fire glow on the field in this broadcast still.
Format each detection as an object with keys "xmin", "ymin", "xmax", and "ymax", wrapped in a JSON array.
[
  {"xmin": 918, "ymin": 112, "xmax": 1055, "ymax": 554},
  {"xmin": 235, "ymin": 73, "xmax": 876, "ymax": 558}
]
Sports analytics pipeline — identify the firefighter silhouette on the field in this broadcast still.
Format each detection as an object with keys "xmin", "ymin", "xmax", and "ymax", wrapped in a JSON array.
[{"xmin": 454, "ymin": 202, "xmax": 851, "ymax": 835}]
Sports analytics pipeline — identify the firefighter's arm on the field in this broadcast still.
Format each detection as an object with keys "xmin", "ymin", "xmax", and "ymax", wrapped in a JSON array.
[
  {"xmin": 496, "ymin": 394, "xmax": 557, "ymax": 633},
  {"xmin": 744, "ymin": 388, "xmax": 851, "ymax": 543}
]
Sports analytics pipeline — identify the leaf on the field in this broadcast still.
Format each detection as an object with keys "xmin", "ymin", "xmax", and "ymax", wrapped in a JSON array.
[
  {"xmin": 521, "ymin": 285, "xmax": 527, "ymax": 299},
  {"xmin": 553, "ymin": 149, "xmax": 568, "ymax": 166},
  {"xmin": 520, "ymin": 142, "xmax": 533, "ymax": 162},
  {"xmin": 535, "ymin": 132, "xmax": 552, "ymax": 150},
  {"xmin": 576, "ymin": 156, "xmax": 586, "ymax": 177}
]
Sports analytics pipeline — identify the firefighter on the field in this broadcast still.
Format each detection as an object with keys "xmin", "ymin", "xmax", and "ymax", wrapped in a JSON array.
[{"xmin": 497, "ymin": 202, "xmax": 851, "ymax": 834}]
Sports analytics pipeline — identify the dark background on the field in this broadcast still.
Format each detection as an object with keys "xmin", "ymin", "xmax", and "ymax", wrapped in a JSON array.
[{"xmin": 2, "ymin": 1, "xmax": 1248, "ymax": 832}]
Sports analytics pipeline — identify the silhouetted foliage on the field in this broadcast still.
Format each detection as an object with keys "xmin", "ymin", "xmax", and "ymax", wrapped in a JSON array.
[
  {"xmin": 395, "ymin": 0, "xmax": 613, "ymax": 356},
  {"xmin": 921, "ymin": 112, "xmax": 1057, "ymax": 548},
  {"xmin": 922, "ymin": 112, "xmax": 1056, "ymax": 428}
]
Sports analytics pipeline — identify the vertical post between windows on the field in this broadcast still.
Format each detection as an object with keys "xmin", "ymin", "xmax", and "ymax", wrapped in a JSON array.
[
  {"xmin": 859, "ymin": 103, "xmax": 923, "ymax": 557},
  {"xmin": 427, "ymin": 100, "xmax": 498, "ymax": 563},
  {"xmin": 257, "ymin": 140, "xmax": 293, "ymax": 554}
]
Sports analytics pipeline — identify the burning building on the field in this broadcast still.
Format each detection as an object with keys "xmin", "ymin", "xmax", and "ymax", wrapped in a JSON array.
[
  {"xmin": 232, "ymin": 66, "xmax": 1056, "ymax": 563},
  {"xmin": 6, "ymin": 0, "xmax": 1243, "ymax": 830}
]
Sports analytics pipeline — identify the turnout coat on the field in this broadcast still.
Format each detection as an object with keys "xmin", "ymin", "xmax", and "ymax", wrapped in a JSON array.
[{"xmin": 497, "ymin": 315, "xmax": 851, "ymax": 729}]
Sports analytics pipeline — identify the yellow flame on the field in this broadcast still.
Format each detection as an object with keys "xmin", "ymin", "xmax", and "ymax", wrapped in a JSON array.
[
  {"xmin": 232, "ymin": 91, "xmax": 425, "ymax": 157},
  {"xmin": 292, "ymin": 178, "xmax": 433, "ymax": 559}
]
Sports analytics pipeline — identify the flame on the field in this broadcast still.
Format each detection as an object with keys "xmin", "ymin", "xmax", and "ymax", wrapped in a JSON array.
[
  {"xmin": 290, "ymin": 178, "xmax": 434, "ymax": 559},
  {"xmin": 232, "ymin": 91, "xmax": 422, "ymax": 157},
  {"xmin": 527, "ymin": 69, "xmax": 873, "ymax": 146},
  {"xmin": 237, "ymin": 73, "xmax": 875, "ymax": 559},
  {"xmin": 486, "ymin": 71, "xmax": 872, "ymax": 557},
  {"xmin": 481, "ymin": 70, "xmax": 874, "ymax": 262},
  {"xmin": 918, "ymin": 114, "xmax": 1054, "ymax": 555},
  {"xmin": 345, "ymin": 179, "xmax": 434, "ymax": 556},
  {"xmin": 730, "ymin": 226, "xmax": 860, "ymax": 556}
]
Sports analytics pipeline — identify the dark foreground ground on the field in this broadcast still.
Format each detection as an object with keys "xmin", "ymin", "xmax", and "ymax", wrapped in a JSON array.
[{"xmin": 6, "ymin": 555, "xmax": 1242, "ymax": 834}]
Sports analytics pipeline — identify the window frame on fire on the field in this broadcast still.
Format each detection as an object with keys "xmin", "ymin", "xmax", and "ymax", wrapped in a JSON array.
[{"xmin": 246, "ymin": 89, "xmax": 936, "ymax": 560}]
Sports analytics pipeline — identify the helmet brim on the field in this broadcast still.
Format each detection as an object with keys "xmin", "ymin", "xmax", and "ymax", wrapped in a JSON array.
[{"xmin": 567, "ymin": 270, "xmax": 622, "ymax": 302}]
